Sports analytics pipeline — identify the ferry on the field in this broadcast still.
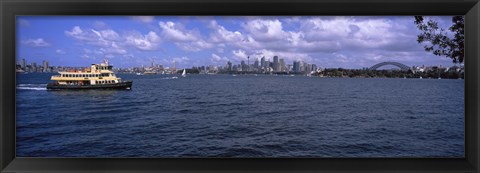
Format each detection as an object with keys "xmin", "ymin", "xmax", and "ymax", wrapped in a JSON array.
[{"xmin": 46, "ymin": 59, "xmax": 132, "ymax": 90}]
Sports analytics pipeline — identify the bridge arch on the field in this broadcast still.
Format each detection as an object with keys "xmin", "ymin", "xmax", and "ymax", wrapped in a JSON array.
[{"xmin": 369, "ymin": 62, "xmax": 411, "ymax": 71}]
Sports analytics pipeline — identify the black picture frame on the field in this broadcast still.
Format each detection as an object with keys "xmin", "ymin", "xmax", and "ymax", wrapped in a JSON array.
[{"xmin": 1, "ymin": 0, "xmax": 479, "ymax": 172}]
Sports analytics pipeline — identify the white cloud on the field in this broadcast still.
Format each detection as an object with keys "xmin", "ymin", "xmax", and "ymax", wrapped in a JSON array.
[
  {"xmin": 176, "ymin": 40, "xmax": 213, "ymax": 52},
  {"xmin": 99, "ymin": 42, "xmax": 127, "ymax": 54},
  {"xmin": 65, "ymin": 26, "xmax": 95, "ymax": 42},
  {"xmin": 159, "ymin": 21, "xmax": 198, "ymax": 42},
  {"xmin": 56, "ymin": 49, "xmax": 66, "ymax": 54},
  {"xmin": 211, "ymin": 53, "xmax": 229, "ymax": 62},
  {"xmin": 159, "ymin": 21, "xmax": 213, "ymax": 52},
  {"xmin": 125, "ymin": 31, "xmax": 161, "ymax": 51},
  {"xmin": 22, "ymin": 38, "xmax": 50, "ymax": 47},
  {"xmin": 243, "ymin": 19, "xmax": 288, "ymax": 42},
  {"xmin": 66, "ymin": 25, "xmax": 163, "ymax": 58},
  {"xmin": 209, "ymin": 20, "xmax": 244, "ymax": 43},
  {"xmin": 232, "ymin": 49, "xmax": 248, "ymax": 61},
  {"xmin": 172, "ymin": 57, "xmax": 190, "ymax": 65}
]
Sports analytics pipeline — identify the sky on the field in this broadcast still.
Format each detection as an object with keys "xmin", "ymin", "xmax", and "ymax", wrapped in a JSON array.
[{"xmin": 16, "ymin": 16, "xmax": 459, "ymax": 69}]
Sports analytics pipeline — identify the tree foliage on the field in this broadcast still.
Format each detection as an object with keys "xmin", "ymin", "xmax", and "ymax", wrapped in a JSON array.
[{"xmin": 414, "ymin": 16, "xmax": 464, "ymax": 63}]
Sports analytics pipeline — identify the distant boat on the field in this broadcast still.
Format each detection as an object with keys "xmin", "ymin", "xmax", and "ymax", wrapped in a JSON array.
[
  {"xmin": 181, "ymin": 69, "xmax": 186, "ymax": 77},
  {"xmin": 419, "ymin": 76, "xmax": 423, "ymax": 79},
  {"xmin": 136, "ymin": 73, "xmax": 144, "ymax": 76}
]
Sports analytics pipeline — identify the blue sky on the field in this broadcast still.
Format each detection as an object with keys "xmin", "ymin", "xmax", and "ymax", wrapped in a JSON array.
[{"xmin": 17, "ymin": 16, "xmax": 458, "ymax": 69}]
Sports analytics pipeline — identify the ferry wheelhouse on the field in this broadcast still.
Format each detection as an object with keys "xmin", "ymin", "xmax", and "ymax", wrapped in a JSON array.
[{"xmin": 47, "ymin": 60, "xmax": 132, "ymax": 90}]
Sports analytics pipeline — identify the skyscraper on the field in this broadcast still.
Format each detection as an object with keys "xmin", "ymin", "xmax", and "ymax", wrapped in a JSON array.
[
  {"xmin": 43, "ymin": 60, "xmax": 49, "ymax": 72},
  {"xmin": 254, "ymin": 59, "xmax": 259, "ymax": 70},
  {"xmin": 227, "ymin": 61, "xmax": 232, "ymax": 71},
  {"xmin": 260, "ymin": 56, "xmax": 265, "ymax": 70},
  {"xmin": 312, "ymin": 64, "xmax": 318, "ymax": 72},
  {"xmin": 241, "ymin": 60, "xmax": 246, "ymax": 71},
  {"xmin": 279, "ymin": 58, "xmax": 285, "ymax": 72},
  {"xmin": 273, "ymin": 56, "xmax": 279, "ymax": 72},
  {"xmin": 299, "ymin": 61, "xmax": 305, "ymax": 72},
  {"xmin": 21, "ymin": 59, "xmax": 26, "ymax": 70},
  {"xmin": 306, "ymin": 63, "xmax": 312, "ymax": 73},
  {"xmin": 247, "ymin": 56, "xmax": 250, "ymax": 70},
  {"xmin": 32, "ymin": 62, "xmax": 37, "ymax": 72},
  {"xmin": 293, "ymin": 61, "xmax": 300, "ymax": 73}
]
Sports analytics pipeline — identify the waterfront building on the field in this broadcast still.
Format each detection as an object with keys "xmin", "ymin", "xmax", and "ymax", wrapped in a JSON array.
[
  {"xmin": 241, "ymin": 60, "xmax": 246, "ymax": 71},
  {"xmin": 260, "ymin": 56, "xmax": 265, "ymax": 69},
  {"xmin": 312, "ymin": 64, "xmax": 318, "ymax": 72},
  {"xmin": 273, "ymin": 56, "xmax": 279, "ymax": 72},
  {"xmin": 300, "ymin": 61, "xmax": 305, "ymax": 72},
  {"xmin": 31, "ymin": 62, "xmax": 37, "ymax": 72},
  {"xmin": 279, "ymin": 58, "xmax": 285, "ymax": 72},
  {"xmin": 21, "ymin": 59, "xmax": 26, "ymax": 70},
  {"xmin": 43, "ymin": 60, "xmax": 49, "ymax": 72},
  {"xmin": 226, "ymin": 61, "xmax": 232, "ymax": 71},
  {"xmin": 293, "ymin": 61, "xmax": 300, "ymax": 72},
  {"xmin": 247, "ymin": 56, "xmax": 250, "ymax": 71},
  {"xmin": 306, "ymin": 63, "xmax": 312, "ymax": 73}
]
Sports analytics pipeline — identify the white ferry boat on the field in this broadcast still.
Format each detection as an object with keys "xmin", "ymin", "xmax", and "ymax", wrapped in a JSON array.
[{"xmin": 47, "ymin": 59, "xmax": 132, "ymax": 90}]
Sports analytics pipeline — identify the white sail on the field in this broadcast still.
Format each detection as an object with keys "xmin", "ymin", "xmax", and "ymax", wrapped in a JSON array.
[{"xmin": 182, "ymin": 69, "xmax": 186, "ymax": 77}]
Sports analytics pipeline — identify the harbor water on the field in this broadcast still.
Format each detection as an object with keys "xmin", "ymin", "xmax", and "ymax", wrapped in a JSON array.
[{"xmin": 16, "ymin": 73, "xmax": 464, "ymax": 157}]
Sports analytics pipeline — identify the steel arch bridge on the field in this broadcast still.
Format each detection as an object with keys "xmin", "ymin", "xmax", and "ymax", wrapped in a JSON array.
[{"xmin": 369, "ymin": 62, "xmax": 411, "ymax": 71}]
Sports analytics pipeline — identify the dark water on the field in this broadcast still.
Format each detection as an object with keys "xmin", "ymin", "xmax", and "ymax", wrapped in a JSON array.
[{"xmin": 16, "ymin": 73, "xmax": 464, "ymax": 157}]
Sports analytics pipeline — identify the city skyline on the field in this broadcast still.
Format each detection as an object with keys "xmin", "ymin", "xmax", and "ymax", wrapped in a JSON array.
[{"xmin": 17, "ymin": 16, "xmax": 460, "ymax": 69}]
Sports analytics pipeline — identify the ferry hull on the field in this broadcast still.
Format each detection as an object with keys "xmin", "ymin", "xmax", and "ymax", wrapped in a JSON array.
[{"xmin": 47, "ymin": 81, "xmax": 132, "ymax": 90}]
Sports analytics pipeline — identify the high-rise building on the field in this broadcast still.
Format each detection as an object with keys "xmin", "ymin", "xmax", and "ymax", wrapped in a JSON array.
[
  {"xmin": 306, "ymin": 63, "xmax": 313, "ymax": 73},
  {"xmin": 226, "ymin": 61, "xmax": 232, "ymax": 71},
  {"xmin": 299, "ymin": 61, "xmax": 305, "ymax": 72},
  {"xmin": 260, "ymin": 56, "xmax": 266, "ymax": 70},
  {"xmin": 293, "ymin": 61, "xmax": 300, "ymax": 72},
  {"xmin": 32, "ymin": 62, "xmax": 37, "ymax": 72},
  {"xmin": 43, "ymin": 60, "xmax": 49, "ymax": 72},
  {"xmin": 265, "ymin": 59, "xmax": 271, "ymax": 71},
  {"xmin": 279, "ymin": 58, "xmax": 285, "ymax": 72},
  {"xmin": 241, "ymin": 60, "xmax": 246, "ymax": 71},
  {"xmin": 273, "ymin": 56, "xmax": 279, "ymax": 72},
  {"xmin": 21, "ymin": 59, "xmax": 26, "ymax": 70}
]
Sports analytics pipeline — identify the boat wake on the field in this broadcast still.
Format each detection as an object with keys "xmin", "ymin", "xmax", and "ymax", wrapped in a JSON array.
[{"xmin": 17, "ymin": 84, "xmax": 47, "ymax": 90}]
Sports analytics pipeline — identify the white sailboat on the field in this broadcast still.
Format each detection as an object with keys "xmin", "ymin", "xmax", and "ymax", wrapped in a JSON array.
[{"xmin": 182, "ymin": 69, "xmax": 186, "ymax": 77}]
